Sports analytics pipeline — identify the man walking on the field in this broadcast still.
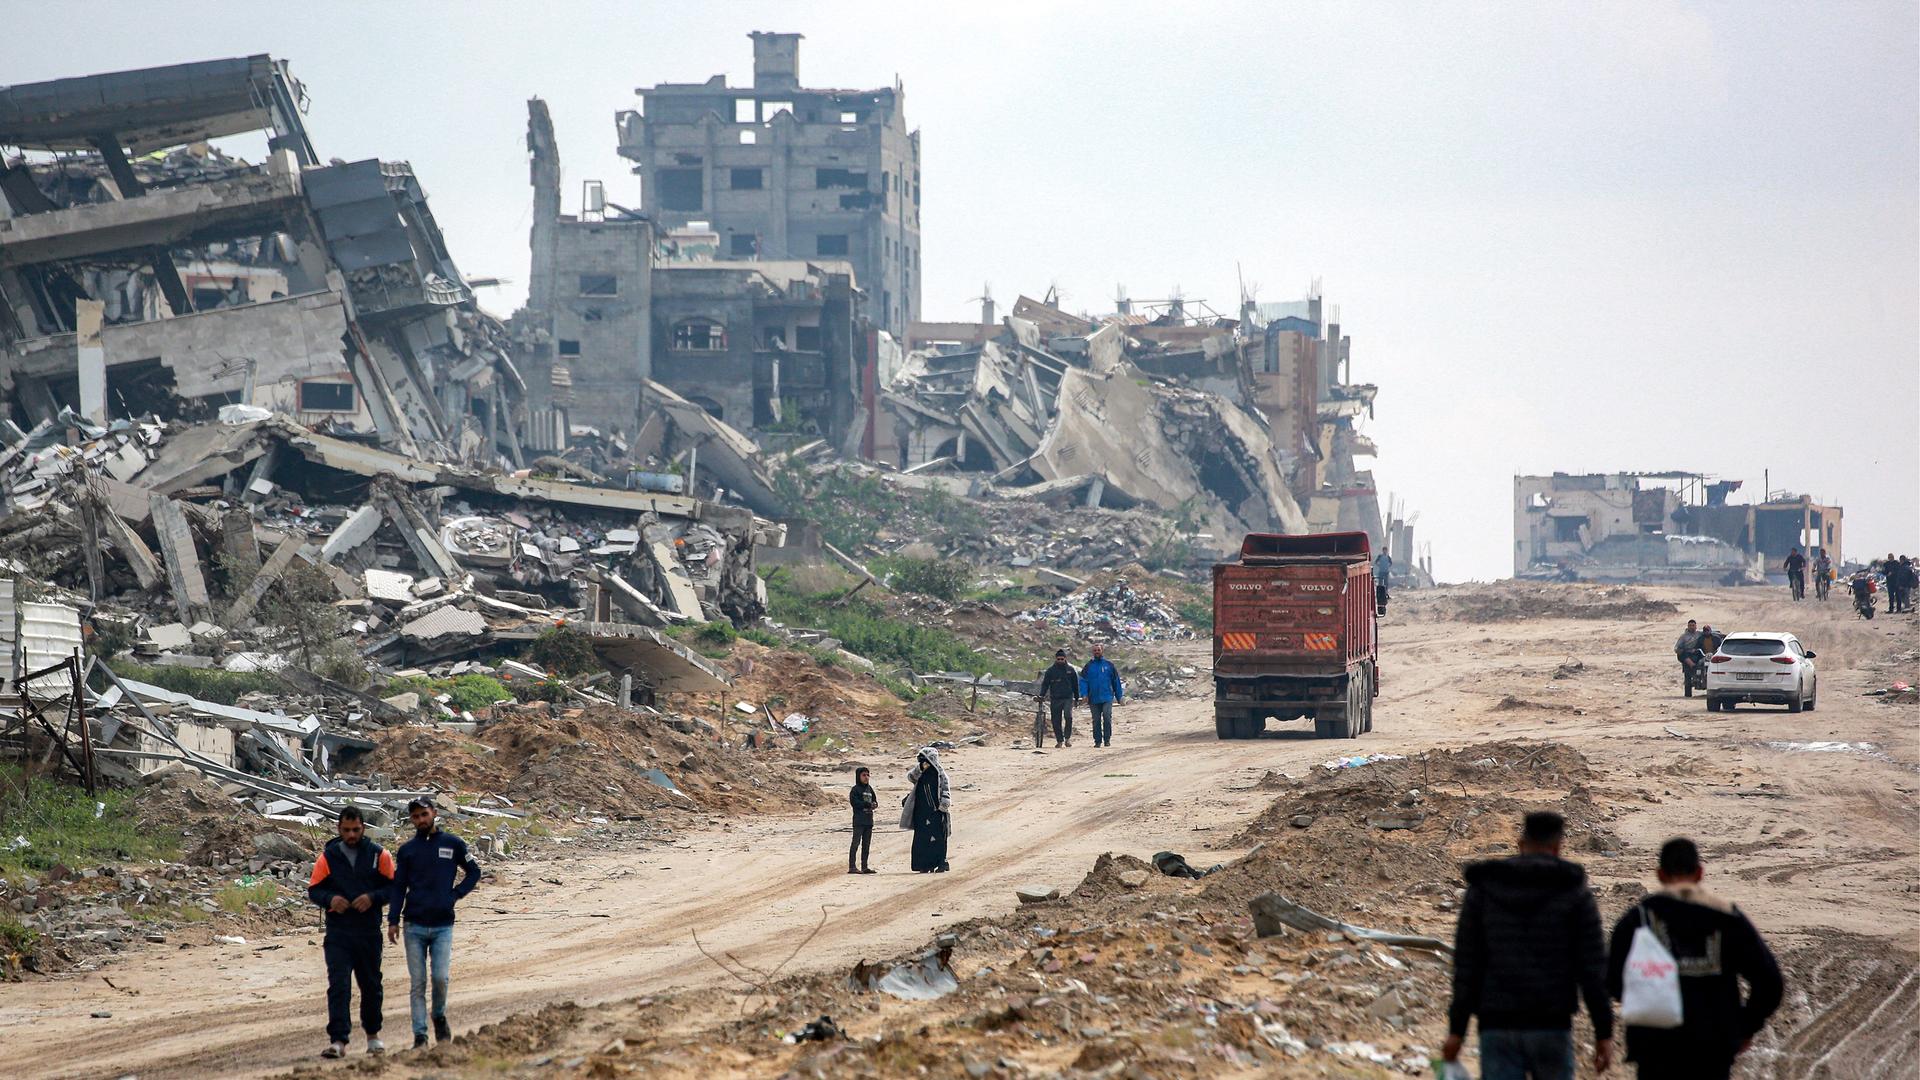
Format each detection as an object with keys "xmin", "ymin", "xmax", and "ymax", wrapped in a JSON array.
[
  {"xmin": 1079, "ymin": 643, "xmax": 1124, "ymax": 748},
  {"xmin": 1444, "ymin": 811, "xmax": 1614, "ymax": 1079},
  {"xmin": 308, "ymin": 807, "xmax": 394, "ymax": 1058},
  {"xmin": 1607, "ymin": 839, "xmax": 1782, "ymax": 1079},
  {"xmin": 1038, "ymin": 649, "xmax": 1080, "ymax": 748},
  {"xmin": 1782, "ymin": 546, "xmax": 1807, "ymax": 600},
  {"xmin": 387, "ymin": 798, "xmax": 480, "ymax": 1049},
  {"xmin": 848, "ymin": 767, "xmax": 877, "ymax": 874}
]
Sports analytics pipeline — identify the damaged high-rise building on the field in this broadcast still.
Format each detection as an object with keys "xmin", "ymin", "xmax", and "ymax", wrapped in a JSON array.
[
  {"xmin": 0, "ymin": 56, "xmax": 523, "ymax": 463},
  {"xmin": 616, "ymin": 32, "xmax": 921, "ymax": 338}
]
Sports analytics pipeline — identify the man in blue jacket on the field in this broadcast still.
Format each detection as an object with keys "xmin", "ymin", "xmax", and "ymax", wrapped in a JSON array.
[
  {"xmin": 386, "ymin": 798, "xmax": 480, "ymax": 1048},
  {"xmin": 308, "ymin": 807, "xmax": 395, "ymax": 1058},
  {"xmin": 1079, "ymin": 642, "xmax": 1125, "ymax": 748}
]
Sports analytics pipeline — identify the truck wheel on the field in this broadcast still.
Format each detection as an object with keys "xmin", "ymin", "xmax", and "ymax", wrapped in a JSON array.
[
  {"xmin": 1360, "ymin": 664, "xmax": 1376, "ymax": 734},
  {"xmin": 1314, "ymin": 713, "xmax": 1340, "ymax": 739},
  {"xmin": 1235, "ymin": 713, "xmax": 1263, "ymax": 740},
  {"xmin": 1214, "ymin": 712, "xmax": 1235, "ymax": 740}
]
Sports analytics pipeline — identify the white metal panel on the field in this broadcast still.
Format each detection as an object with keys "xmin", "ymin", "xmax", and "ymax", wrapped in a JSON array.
[
  {"xmin": 0, "ymin": 578, "xmax": 16, "ymax": 689},
  {"xmin": 18, "ymin": 600, "xmax": 81, "ymax": 694}
]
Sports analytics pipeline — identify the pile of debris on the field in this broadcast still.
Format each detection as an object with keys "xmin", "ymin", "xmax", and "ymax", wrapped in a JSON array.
[
  {"xmin": 1400, "ymin": 582, "xmax": 1680, "ymax": 623},
  {"xmin": 1015, "ymin": 578, "xmax": 1198, "ymax": 643}
]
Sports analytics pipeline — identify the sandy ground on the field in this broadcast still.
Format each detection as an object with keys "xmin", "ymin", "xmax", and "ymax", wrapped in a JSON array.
[{"xmin": 1, "ymin": 584, "xmax": 1913, "ymax": 1079}]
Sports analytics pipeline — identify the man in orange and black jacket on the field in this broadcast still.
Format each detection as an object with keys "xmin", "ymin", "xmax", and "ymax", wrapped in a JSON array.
[{"xmin": 307, "ymin": 806, "xmax": 396, "ymax": 1058}]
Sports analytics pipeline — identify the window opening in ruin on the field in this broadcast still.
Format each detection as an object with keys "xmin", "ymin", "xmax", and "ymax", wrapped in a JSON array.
[
  {"xmin": 730, "ymin": 167, "xmax": 764, "ymax": 190},
  {"xmin": 298, "ymin": 380, "xmax": 357, "ymax": 413},
  {"xmin": 762, "ymin": 326, "xmax": 786, "ymax": 349},
  {"xmin": 794, "ymin": 324, "xmax": 822, "ymax": 352},
  {"xmin": 815, "ymin": 168, "xmax": 867, "ymax": 190},
  {"xmin": 816, "ymin": 233, "xmax": 850, "ymax": 256},
  {"xmin": 739, "ymin": 131, "xmax": 757, "ymax": 145},
  {"xmin": 583, "ymin": 309, "xmax": 604, "ymax": 322},
  {"xmin": 672, "ymin": 319, "xmax": 727, "ymax": 351},
  {"xmin": 840, "ymin": 111, "xmax": 859, "ymax": 123},
  {"xmin": 735, "ymin": 99, "xmax": 757, "ymax": 123},
  {"xmin": 579, "ymin": 274, "xmax": 618, "ymax": 296},
  {"xmin": 558, "ymin": 339, "xmax": 581, "ymax": 356},
  {"xmin": 760, "ymin": 100, "xmax": 792, "ymax": 120},
  {"xmin": 657, "ymin": 168, "xmax": 703, "ymax": 212},
  {"xmin": 729, "ymin": 233, "xmax": 758, "ymax": 257},
  {"xmin": 1552, "ymin": 516, "xmax": 1586, "ymax": 542}
]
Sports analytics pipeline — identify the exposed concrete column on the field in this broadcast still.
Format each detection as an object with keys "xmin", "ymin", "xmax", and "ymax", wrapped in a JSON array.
[{"xmin": 150, "ymin": 494, "xmax": 211, "ymax": 623}]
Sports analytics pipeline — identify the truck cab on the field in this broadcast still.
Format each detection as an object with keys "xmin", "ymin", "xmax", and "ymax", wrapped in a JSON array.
[{"xmin": 1212, "ymin": 531, "xmax": 1379, "ymax": 740}]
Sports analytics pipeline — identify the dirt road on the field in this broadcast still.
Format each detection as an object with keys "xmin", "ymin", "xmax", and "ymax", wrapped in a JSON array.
[{"xmin": 2, "ymin": 584, "xmax": 1913, "ymax": 1079}]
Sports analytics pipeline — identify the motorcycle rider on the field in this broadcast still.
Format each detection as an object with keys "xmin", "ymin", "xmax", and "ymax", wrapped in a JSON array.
[
  {"xmin": 1783, "ymin": 547, "xmax": 1808, "ymax": 601},
  {"xmin": 1674, "ymin": 619, "xmax": 1706, "ymax": 689},
  {"xmin": 1698, "ymin": 623, "xmax": 1722, "ymax": 657},
  {"xmin": 1848, "ymin": 571, "xmax": 1877, "ymax": 618},
  {"xmin": 1813, "ymin": 550, "xmax": 1833, "ymax": 600}
]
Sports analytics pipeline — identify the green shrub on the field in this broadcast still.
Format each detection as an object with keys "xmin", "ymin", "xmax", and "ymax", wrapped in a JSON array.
[
  {"xmin": 102, "ymin": 662, "xmax": 281, "ymax": 706},
  {"xmin": 443, "ymin": 675, "xmax": 512, "ymax": 713},
  {"xmin": 215, "ymin": 880, "xmax": 278, "ymax": 913},
  {"xmin": 876, "ymin": 556, "xmax": 972, "ymax": 601},
  {"xmin": 694, "ymin": 621, "xmax": 738, "ymax": 647},
  {"xmin": 527, "ymin": 626, "xmax": 599, "ymax": 676},
  {"xmin": 0, "ymin": 917, "xmax": 39, "ymax": 953},
  {"xmin": 314, "ymin": 643, "xmax": 372, "ymax": 690},
  {"xmin": 766, "ymin": 575, "xmax": 1009, "ymax": 676},
  {"xmin": 1177, "ymin": 596, "xmax": 1214, "ymax": 633}
]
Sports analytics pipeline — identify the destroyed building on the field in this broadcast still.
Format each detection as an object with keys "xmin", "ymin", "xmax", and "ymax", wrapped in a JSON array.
[
  {"xmin": 1513, "ymin": 471, "xmax": 1843, "ymax": 583},
  {"xmin": 616, "ymin": 31, "xmax": 921, "ymax": 337},
  {"xmin": 884, "ymin": 287, "xmax": 1408, "ymax": 566},
  {"xmin": 516, "ymin": 99, "xmax": 869, "ymax": 448},
  {"xmin": 0, "ymin": 56, "xmax": 524, "ymax": 465}
]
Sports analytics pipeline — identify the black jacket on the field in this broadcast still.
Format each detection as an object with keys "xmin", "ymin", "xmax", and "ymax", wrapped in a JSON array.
[
  {"xmin": 1606, "ymin": 888, "xmax": 1782, "ymax": 1066},
  {"xmin": 388, "ymin": 828, "xmax": 480, "ymax": 928},
  {"xmin": 1039, "ymin": 661, "xmax": 1080, "ymax": 701},
  {"xmin": 1449, "ymin": 854, "xmax": 1615, "ymax": 1039},
  {"xmin": 850, "ymin": 782, "xmax": 877, "ymax": 825},
  {"xmin": 306, "ymin": 837, "xmax": 394, "ymax": 933}
]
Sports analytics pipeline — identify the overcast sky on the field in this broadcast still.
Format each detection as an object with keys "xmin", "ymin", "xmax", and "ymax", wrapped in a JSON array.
[{"xmin": 5, "ymin": 2, "xmax": 1915, "ymax": 580}]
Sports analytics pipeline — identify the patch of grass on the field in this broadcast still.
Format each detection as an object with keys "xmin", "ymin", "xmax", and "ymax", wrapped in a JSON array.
[
  {"xmin": 103, "ymin": 662, "xmax": 281, "ymax": 706},
  {"xmin": 215, "ymin": 880, "xmax": 279, "ymax": 914},
  {"xmin": 874, "ymin": 673, "xmax": 918, "ymax": 701},
  {"xmin": 767, "ymin": 575, "xmax": 1009, "ymax": 677},
  {"xmin": 1177, "ymin": 596, "xmax": 1214, "ymax": 633},
  {"xmin": 133, "ymin": 902, "xmax": 211, "ymax": 925},
  {"xmin": 0, "ymin": 765, "xmax": 176, "ymax": 875},
  {"xmin": 0, "ymin": 916, "xmax": 40, "ymax": 953},
  {"xmin": 385, "ymin": 674, "xmax": 512, "ymax": 713},
  {"xmin": 739, "ymin": 627, "xmax": 783, "ymax": 648}
]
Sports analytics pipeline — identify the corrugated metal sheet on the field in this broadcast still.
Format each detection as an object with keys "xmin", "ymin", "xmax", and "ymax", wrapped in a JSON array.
[
  {"xmin": 400, "ymin": 605, "xmax": 486, "ymax": 641},
  {"xmin": 18, "ymin": 600, "xmax": 82, "ymax": 694},
  {"xmin": 0, "ymin": 578, "xmax": 16, "ymax": 689}
]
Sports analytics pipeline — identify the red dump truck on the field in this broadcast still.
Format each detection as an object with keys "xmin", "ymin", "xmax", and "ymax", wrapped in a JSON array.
[{"xmin": 1212, "ymin": 531, "xmax": 1378, "ymax": 739}]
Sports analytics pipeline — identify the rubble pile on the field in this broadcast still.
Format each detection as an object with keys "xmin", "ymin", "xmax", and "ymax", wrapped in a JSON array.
[{"xmin": 1015, "ymin": 579, "xmax": 1198, "ymax": 643}]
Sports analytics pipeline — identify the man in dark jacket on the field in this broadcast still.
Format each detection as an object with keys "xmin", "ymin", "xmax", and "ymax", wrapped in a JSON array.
[
  {"xmin": 1606, "ymin": 839, "xmax": 1782, "ymax": 1079},
  {"xmin": 1444, "ymin": 811, "xmax": 1615, "ymax": 1080},
  {"xmin": 386, "ymin": 798, "xmax": 480, "ymax": 1048},
  {"xmin": 1783, "ymin": 547, "xmax": 1807, "ymax": 599},
  {"xmin": 1078, "ymin": 643, "xmax": 1124, "ymax": 748},
  {"xmin": 848, "ymin": 767, "xmax": 877, "ymax": 874},
  {"xmin": 1038, "ymin": 649, "xmax": 1080, "ymax": 748},
  {"xmin": 308, "ymin": 807, "xmax": 395, "ymax": 1058}
]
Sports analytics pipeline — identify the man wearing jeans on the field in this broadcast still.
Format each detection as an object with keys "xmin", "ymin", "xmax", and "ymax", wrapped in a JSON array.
[
  {"xmin": 1443, "ymin": 812, "xmax": 1614, "ymax": 1079},
  {"xmin": 1078, "ymin": 643, "xmax": 1124, "ymax": 748},
  {"xmin": 387, "ymin": 798, "xmax": 480, "ymax": 1049}
]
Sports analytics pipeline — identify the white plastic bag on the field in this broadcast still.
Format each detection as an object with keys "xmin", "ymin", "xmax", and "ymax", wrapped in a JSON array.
[{"xmin": 1620, "ymin": 906, "xmax": 1685, "ymax": 1029}]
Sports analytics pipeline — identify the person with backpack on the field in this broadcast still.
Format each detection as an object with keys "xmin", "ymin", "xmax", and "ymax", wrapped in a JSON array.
[
  {"xmin": 1443, "ymin": 811, "xmax": 1614, "ymax": 1079},
  {"xmin": 1606, "ymin": 838, "xmax": 1783, "ymax": 1079}
]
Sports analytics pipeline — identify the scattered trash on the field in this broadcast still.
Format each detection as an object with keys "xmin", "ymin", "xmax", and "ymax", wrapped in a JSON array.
[
  {"xmin": 1321, "ymin": 752, "xmax": 1405, "ymax": 771},
  {"xmin": 1016, "ymin": 580, "xmax": 1196, "ymax": 643},
  {"xmin": 783, "ymin": 1015, "xmax": 841, "ymax": 1044},
  {"xmin": 1152, "ymin": 851, "xmax": 1224, "ymax": 879},
  {"xmin": 850, "ymin": 944, "xmax": 959, "ymax": 1001}
]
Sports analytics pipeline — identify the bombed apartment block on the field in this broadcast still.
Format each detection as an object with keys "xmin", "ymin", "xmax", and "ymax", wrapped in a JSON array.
[
  {"xmin": 1513, "ymin": 471, "xmax": 1843, "ymax": 583},
  {"xmin": 517, "ymin": 98, "xmax": 866, "ymax": 449},
  {"xmin": 889, "ymin": 285, "xmax": 1397, "ymax": 560},
  {"xmin": 0, "ymin": 56, "xmax": 522, "ymax": 463},
  {"xmin": 616, "ymin": 32, "xmax": 921, "ymax": 336}
]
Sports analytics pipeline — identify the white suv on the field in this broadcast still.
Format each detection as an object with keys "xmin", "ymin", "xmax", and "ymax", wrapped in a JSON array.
[{"xmin": 1705, "ymin": 632, "xmax": 1817, "ymax": 713}]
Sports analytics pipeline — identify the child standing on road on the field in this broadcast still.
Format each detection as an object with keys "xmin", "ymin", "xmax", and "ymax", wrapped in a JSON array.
[{"xmin": 848, "ymin": 767, "xmax": 877, "ymax": 874}]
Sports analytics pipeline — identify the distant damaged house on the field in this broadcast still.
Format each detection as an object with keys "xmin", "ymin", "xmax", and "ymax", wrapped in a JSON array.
[
  {"xmin": 0, "ymin": 56, "xmax": 522, "ymax": 462},
  {"xmin": 1513, "ymin": 471, "xmax": 1843, "ymax": 582},
  {"xmin": 515, "ymin": 98, "xmax": 868, "ymax": 450}
]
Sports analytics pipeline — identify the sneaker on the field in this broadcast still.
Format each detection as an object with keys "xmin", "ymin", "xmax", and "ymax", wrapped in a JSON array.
[
  {"xmin": 860, "ymin": 867, "xmax": 876, "ymax": 875},
  {"xmin": 412, "ymin": 1033, "xmax": 429, "ymax": 1050},
  {"xmin": 322, "ymin": 1042, "xmax": 347, "ymax": 1059},
  {"xmin": 366, "ymin": 1037, "xmax": 386, "ymax": 1056},
  {"xmin": 433, "ymin": 1015, "xmax": 452, "ymax": 1043}
]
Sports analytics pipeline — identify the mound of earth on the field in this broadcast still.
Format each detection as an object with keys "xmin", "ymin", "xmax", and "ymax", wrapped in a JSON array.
[
  {"xmin": 363, "ymin": 706, "xmax": 833, "ymax": 818},
  {"xmin": 1405, "ymin": 582, "xmax": 1679, "ymax": 623},
  {"xmin": 128, "ymin": 764, "xmax": 284, "ymax": 867}
]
